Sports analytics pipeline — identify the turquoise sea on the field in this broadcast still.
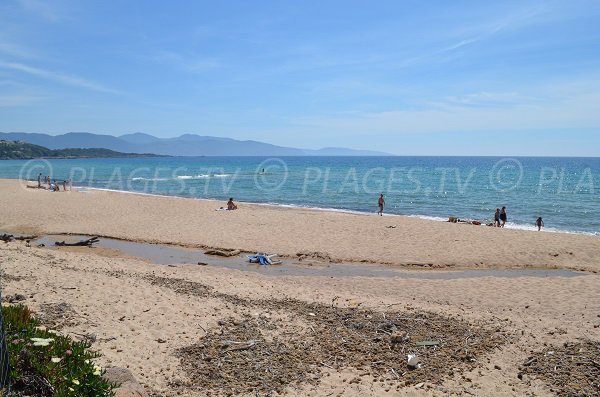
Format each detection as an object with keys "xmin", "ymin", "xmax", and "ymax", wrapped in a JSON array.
[{"xmin": 1, "ymin": 156, "xmax": 598, "ymax": 235}]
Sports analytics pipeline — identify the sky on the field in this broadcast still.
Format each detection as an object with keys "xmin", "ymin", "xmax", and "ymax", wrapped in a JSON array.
[{"xmin": 1, "ymin": 0, "xmax": 599, "ymax": 156}]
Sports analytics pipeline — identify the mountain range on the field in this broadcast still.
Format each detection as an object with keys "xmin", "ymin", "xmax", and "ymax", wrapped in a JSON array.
[{"xmin": 0, "ymin": 132, "xmax": 390, "ymax": 157}]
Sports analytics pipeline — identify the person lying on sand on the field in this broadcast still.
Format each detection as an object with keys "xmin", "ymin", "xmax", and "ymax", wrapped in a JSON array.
[{"xmin": 227, "ymin": 198, "xmax": 238, "ymax": 210}]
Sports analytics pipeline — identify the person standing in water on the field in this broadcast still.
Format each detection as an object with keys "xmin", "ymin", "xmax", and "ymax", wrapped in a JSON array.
[
  {"xmin": 500, "ymin": 206, "xmax": 507, "ymax": 227},
  {"xmin": 535, "ymin": 217, "xmax": 544, "ymax": 231},
  {"xmin": 494, "ymin": 208, "xmax": 501, "ymax": 227},
  {"xmin": 377, "ymin": 194, "xmax": 385, "ymax": 216}
]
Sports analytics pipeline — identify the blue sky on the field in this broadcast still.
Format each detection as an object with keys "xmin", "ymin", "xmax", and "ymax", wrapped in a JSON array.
[{"xmin": 1, "ymin": 0, "xmax": 599, "ymax": 155}]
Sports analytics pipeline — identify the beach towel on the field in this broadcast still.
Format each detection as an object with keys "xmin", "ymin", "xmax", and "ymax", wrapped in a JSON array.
[{"xmin": 247, "ymin": 253, "xmax": 281, "ymax": 265}]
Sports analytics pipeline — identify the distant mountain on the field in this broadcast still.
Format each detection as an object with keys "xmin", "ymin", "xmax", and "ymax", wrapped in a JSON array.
[
  {"xmin": 0, "ymin": 132, "xmax": 392, "ymax": 156},
  {"xmin": 0, "ymin": 140, "xmax": 162, "ymax": 160},
  {"xmin": 305, "ymin": 147, "xmax": 390, "ymax": 156},
  {"xmin": 119, "ymin": 132, "xmax": 162, "ymax": 144}
]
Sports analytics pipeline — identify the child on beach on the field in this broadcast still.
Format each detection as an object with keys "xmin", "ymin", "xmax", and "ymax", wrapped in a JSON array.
[{"xmin": 535, "ymin": 217, "xmax": 544, "ymax": 231}]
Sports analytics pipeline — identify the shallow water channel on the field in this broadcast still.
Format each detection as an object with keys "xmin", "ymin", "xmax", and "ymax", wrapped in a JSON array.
[{"xmin": 25, "ymin": 234, "xmax": 589, "ymax": 280}]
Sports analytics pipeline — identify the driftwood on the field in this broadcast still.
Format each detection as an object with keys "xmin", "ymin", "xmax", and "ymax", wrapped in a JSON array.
[
  {"xmin": 14, "ymin": 235, "xmax": 37, "ymax": 241},
  {"xmin": 55, "ymin": 236, "xmax": 99, "ymax": 247},
  {"xmin": 1, "ymin": 234, "xmax": 38, "ymax": 242},
  {"xmin": 204, "ymin": 249, "xmax": 240, "ymax": 257}
]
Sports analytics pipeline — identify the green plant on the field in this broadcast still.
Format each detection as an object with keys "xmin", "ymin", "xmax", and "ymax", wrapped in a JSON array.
[{"xmin": 2, "ymin": 304, "xmax": 116, "ymax": 396}]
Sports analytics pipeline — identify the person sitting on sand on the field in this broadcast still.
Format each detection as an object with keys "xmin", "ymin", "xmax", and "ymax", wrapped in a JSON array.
[
  {"xmin": 227, "ymin": 198, "xmax": 238, "ymax": 210},
  {"xmin": 535, "ymin": 217, "xmax": 544, "ymax": 231}
]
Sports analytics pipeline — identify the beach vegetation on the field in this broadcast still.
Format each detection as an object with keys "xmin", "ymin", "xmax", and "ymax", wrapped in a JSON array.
[{"xmin": 1, "ymin": 304, "xmax": 115, "ymax": 396}]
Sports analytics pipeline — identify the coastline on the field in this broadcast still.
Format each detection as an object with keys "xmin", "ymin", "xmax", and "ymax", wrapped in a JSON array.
[
  {"xmin": 1, "ymin": 178, "xmax": 599, "ymax": 272},
  {"xmin": 2, "ymin": 177, "xmax": 600, "ymax": 396},
  {"xmin": 52, "ymin": 184, "xmax": 600, "ymax": 237}
]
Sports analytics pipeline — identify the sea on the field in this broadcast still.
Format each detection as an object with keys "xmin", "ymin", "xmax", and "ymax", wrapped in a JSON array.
[{"xmin": 1, "ymin": 156, "xmax": 598, "ymax": 236}]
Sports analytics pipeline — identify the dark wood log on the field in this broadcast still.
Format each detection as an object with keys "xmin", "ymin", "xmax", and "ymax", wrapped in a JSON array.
[{"xmin": 55, "ymin": 236, "xmax": 99, "ymax": 247}]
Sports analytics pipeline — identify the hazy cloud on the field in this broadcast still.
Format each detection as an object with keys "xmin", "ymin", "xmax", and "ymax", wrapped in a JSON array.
[{"xmin": 0, "ymin": 61, "xmax": 123, "ymax": 95}]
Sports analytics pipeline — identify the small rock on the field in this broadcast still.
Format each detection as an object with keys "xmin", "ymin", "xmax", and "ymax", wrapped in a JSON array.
[{"xmin": 103, "ymin": 367, "xmax": 149, "ymax": 397}]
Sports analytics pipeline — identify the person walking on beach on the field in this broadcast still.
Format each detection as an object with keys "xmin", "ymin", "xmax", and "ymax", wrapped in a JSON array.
[
  {"xmin": 535, "ymin": 217, "xmax": 544, "ymax": 231},
  {"xmin": 494, "ymin": 208, "xmax": 501, "ymax": 227},
  {"xmin": 378, "ymin": 194, "xmax": 385, "ymax": 216},
  {"xmin": 500, "ymin": 206, "xmax": 507, "ymax": 228},
  {"xmin": 37, "ymin": 173, "xmax": 42, "ymax": 188}
]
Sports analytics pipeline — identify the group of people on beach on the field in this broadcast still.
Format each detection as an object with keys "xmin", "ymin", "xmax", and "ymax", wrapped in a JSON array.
[
  {"xmin": 38, "ymin": 173, "xmax": 71, "ymax": 192},
  {"xmin": 493, "ymin": 207, "xmax": 507, "ymax": 227},
  {"xmin": 377, "ymin": 194, "xmax": 545, "ymax": 231}
]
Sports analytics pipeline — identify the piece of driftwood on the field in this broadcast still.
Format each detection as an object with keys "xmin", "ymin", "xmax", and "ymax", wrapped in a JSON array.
[
  {"xmin": 14, "ymin": 235, "xmax": 37, "ymax": 241},
  {"xmin": 55, "ymin": 236, "xmax": 99, "ymax": 247},
  {"xmin": 1, "ymin": 234, "xmax": 37, "ymax": 242},
  {"xmin": 204, "ymin": 249, "xmax": 240, "ymax": 257}
]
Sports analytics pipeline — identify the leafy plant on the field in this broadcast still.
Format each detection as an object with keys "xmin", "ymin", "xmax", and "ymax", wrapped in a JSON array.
[{"xmin": 2, "ymin": 304, "xmax": 116, "ymax": 396}]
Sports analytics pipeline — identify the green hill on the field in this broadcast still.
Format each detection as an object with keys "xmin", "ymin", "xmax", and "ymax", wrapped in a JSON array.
[{"xmin": 0, "ymin": 140, "xmax": 162, "ymax": 160}]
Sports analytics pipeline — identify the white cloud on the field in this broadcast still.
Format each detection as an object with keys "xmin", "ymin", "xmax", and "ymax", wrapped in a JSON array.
[
  {"xmin": 0, "ymin": 94, "xmax": 44, "ymax": 107},
  {"xmin": 294, "ymin": 81, "xmax": 600, "ymax": 136},
  {"xmin": 0, "ymin": 61, "xmax": 123, "ymax": 95}
]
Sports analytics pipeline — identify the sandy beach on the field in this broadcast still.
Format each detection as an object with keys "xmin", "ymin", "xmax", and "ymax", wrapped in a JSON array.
[
  {"xmin": 0, "ymin": 179, "xmax": 599, "ymax": 271},
  {"xmin": 1, "ymin": 178, "xmax": 600, "ymax": 396}
]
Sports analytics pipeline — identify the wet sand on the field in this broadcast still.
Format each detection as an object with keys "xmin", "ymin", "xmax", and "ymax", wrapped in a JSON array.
[
  {"xmin": 1, "ymin": 178, "xmax": 599, "ymax": 272},
  {"xmin": 1, "ymin": 178, "xmax": 600, "ymax": 396}
]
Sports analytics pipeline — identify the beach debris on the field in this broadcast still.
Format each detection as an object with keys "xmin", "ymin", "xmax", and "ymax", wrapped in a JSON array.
[
  {"xmin": 296, "ymin": 250, "xmax": 331, "ymax": 262},
  {"xmin": 220, "ymin": 339, "xmax": 258, "ymax": 354},
  {"xmin": 54, "ymin": 236, "xmax": 99, "ymax": 247},
  {"xmin": 407, "ymin": 354, "xmax": 422, "ymax": 369},
  {"xmin": 391, "ymin": 330, "xmax": 410, "ymax": 344},
  {"xmin": 4, "ymin": 293, "xmax": 27, "ymax": 303},
  {"xmin": 35, "ymin": 302, "xmax": 79, "ymax": 330},
  {"xmin": 173, "ymin": 294, "xmax": 504, "ymax": 395},
  {"xmin": 519, "ymin": 340, "xmax": 600, "ymax": 396},
  {"xmin": 196, "ymin": 262, "xmax": 208, "ymax": 266},
  {"xmin": 1, "ymin": 233, "xmax": 37, "ymax": 242},
  {"xmin": 386, "ymin": 225, "xmax": 397, "ymax": 229},
  {"xmin": 247, "ymin": 253, "xmax": 281, "ymax": 265},
  {"xmin": 203, "ymin": 248, "xmax": 240, "ymax": 257},
  {"xmin": 156, "ymin": 338, "xmax": 167, "ymax": 344},
  {"xmin": 416, "ymin": 340, "xmax": 440, "ymax": 347}
]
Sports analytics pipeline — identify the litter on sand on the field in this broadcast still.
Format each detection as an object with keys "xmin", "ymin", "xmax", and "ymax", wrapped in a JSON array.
[
  {"xmin": 415, "ymin": 340, "xmax": 441, "ymax": 347},
  {"xmin": 247, "ymin": 253, "xmax": 282, "ymax": 265}
]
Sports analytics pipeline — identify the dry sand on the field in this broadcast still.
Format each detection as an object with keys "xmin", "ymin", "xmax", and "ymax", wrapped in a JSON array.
[
  {"xmin": 0, "ymin": 178, "xmax": 599, "ymax": 271},
  {"xmin": 1, "ymin": 178, "xmax": 599, "ymax": 396}
]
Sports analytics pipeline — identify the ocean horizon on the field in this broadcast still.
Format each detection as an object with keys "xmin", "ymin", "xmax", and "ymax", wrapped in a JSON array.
[{"xmin": 1, "ymin": 155, "xmax": 598, "ymax": 236}]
